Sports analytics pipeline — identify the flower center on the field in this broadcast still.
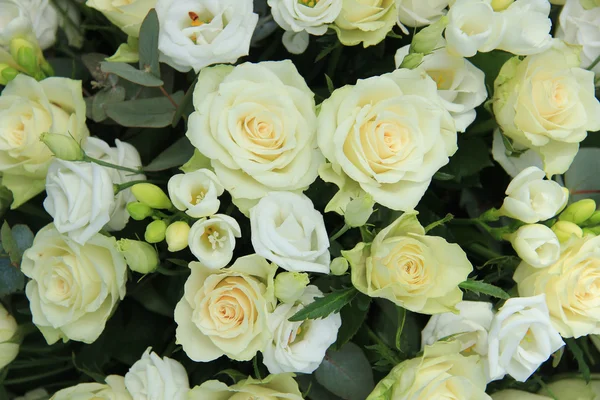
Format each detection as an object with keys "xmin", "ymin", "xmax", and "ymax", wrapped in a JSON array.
[
  {"xmin": 190, "ymin": 187, "xmax": 206, "ymax": 205},
  {"xmin": 298, "ymin": 0, "xmax": 320, "ymax": 6},
  {"xmin": 188, "ymin": 11, "xmax": 213, "ymax": 43},
  {"xmin": 204, "ymin": 227, "xmax": 227, "ymax": 250}
]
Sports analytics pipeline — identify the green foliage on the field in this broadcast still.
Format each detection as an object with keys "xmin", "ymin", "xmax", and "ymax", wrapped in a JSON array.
[
  {"xmin": 288, "ymin": 287, "xmax": 358, "ymax": 322},
  {"xmin": 100, "ymin": 62, "xmax": 164, "ymax": 87},
  {"xmin": 138, "ymin": 9, "xmax": 160, "ymax": 78},
  {"xmin": 459, "ymin": 279, "xmax": 511, "ymax": 300},
  {"xmin": 104, "ymin": 92, "xmax": 184, "ymax": 128}
]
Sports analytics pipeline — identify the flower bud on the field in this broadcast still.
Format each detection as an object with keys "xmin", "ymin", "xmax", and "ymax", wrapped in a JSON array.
[
  {"xmin": 117, "ymin": 239, "xmax": 159, "ymax": 274},
  {"xmin": 40, "ymin": 60, "xmax": 54, "ymax": 77},
  {"xmin": 0, "ymin": 64, "xmax": 19, "ymax": 85},
  {"xmin": 165, "ymin": 221, "xmax": 190, "ymax": 252},
  {"xmin": 559, "ymin": 199, "xmax": 596, "ymax": 225},
  {"xmin": 330, "ymin": 257, "xmax": 349, "ymax": 276},
  {"xmin": 274, "ymin": 271, "xmax": 310, "ymax": 304},
  {"xmin": 552, "ymin": 221, "xmax": 583, "ymax": 243},
  {"xmin": 508, "ymin": 224, "xmax": 560, "ymax": 268},
  {"xmin": 127, "ymin": 202, "xmax": 153, "ymax": 220},
  {"xmin": 399, "ymin": 53, "xmax": 424, "ymax": 70},
  {"xmin": 9, "ymin": 38, "xmax": 40, "ymax": 76},
  {"xmin": 491, "ymin": 0, "xmax": 515, "ymax": 11},
  {"xmin": 409, "ymin": 16, "xmax": 448, "ymax": 55},
  {"xmin": 145, "ymin": 220, "xmax": 167, "ymax": 243},
  {"xmin": 39, "ymin": 133, "xmax": 84, "ymax": 161},
  {"xmin": 131, "ymin": 183, "xmax": 173, "ymax": 210},
  {"xmin": 585, "ymin": 210, "xmax": 600, "ymax": 226},
  {"xmin": 583, "ymin": 228, "xmax": 597, "ymax": 237},
  {"xmin": 344, "ymin": 194, "xmax": 374, "ymax": 227}
]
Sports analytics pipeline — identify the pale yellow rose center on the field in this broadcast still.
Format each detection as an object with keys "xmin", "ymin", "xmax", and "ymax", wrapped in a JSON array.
[
  {"xmin": 298, "ymin": 0, "xmax": 320, "ymax": 6},
  {"xmin": 574, "ymin": 264, "xmax": 600, "ymax": 307},
  {"xmin": 44, "ymin": 258, "xmax": 77, "ymax": 304},
  {"xmin": 373, "ymin": 240, "xmax": 430, "ymax": 292},
  {"xmin": 200, "ymin": 277, "xmax": 258, "ymax": 333}
]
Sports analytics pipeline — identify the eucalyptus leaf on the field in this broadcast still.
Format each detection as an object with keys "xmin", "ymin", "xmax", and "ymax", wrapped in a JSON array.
[
  {"xmin": 138, "ymin": 9, "xmax": 160, "ymax": 77},
  {"xmin": 91, "ymin": 86, "xmax": 126, "ymax": 122},
  {"xmin": 0, "ymin": 257, "xmax": 24, "ymax": 297},
  {"xmin": 100, "ymin": 61, "xmax": 164, "ymax": 87},
  {"xmin": 105, "ymin": 92, "xmax": 184, "ymax": 128},
  {"xmin": 144, "ymin": 137, "xmax": 194, "ymax": 172}
]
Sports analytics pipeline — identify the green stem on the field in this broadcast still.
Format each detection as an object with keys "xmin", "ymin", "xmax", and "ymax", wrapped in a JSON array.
[
  {"xmin": 114, "ymin": 180, "xmax": 164, "ymax": 194},
  {"xmin": 424, "ymin": 213, "xmax": 454, "ymax": 233},
  {"xmin": 83, "ymin": 154, "xmax": 144, "ymax": 175},
  {"xmin": 156, "ymin": 266, "xmax": 190, "ymax": 276},
  {"xmin": 253, "ymin": 356, "xmax": 262, "ymax": 380},
  {"xmin": 330, "ymin": 224, "xmax": 351, "ymax": 241},
  {"xmin": 467, "ymin": 243, "xmax": 502, "ymax": 260},
  {"xmin": 587, "ymin": 53, "xmax": 600, "ymax": 71},
  {"xmin": 9, "ymin": 357, "xmax": 71, "ymax": 370},
  {"xmin": 3, "ymin": 364, "xmax": 74, "ymax": 385}
]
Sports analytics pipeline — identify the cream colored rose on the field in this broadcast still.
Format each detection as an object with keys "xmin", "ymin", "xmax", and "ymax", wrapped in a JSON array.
[
  {"xmin": 396, "ymin": 0, "xmax": 449, "ymax": 34},
  {"xmin": 492, "ymin": 390, "xmax": 551, "ymax": 400},
  {"xmin": 366, "ymin": 341, "xmax": 491, "ymax": 400},
  {"xmin": 493, "ymin": 40, "xmax": 600, "ymax": 176},
  {"xmin": 540, "ymin": 379, "xmax": 600, "ymax": 400},
  {"xmin": 21, "ymin": 224, "xmax": 127, "ymax": 344},
  {"xmin": 0, "ymin": 75, "xmax": 88, "ymax": 208},
  {"xmin": 344, "ymin": 212, "xmax": 472, "ymax": 314},
  {"xmin": 186, "ymin": 61, "xmax": 322, "ymax": 213},
  {"xmin": 174, "ymin": 254, "xmax": 277, "ymax": 362},
  {"xmin": 188, "ymin": 374, "xmax": 303, "ymax": 400},
  {"xmin": 50, "ymin": 375, "xmax": 132, "ymax": 400},
  {"xmin": 0, "ymin": 303, "xmax": 19, "ymax": 370},
  {"xmin": 514, "ymin": 234, "xmax": 600, "ymax": 338},
  {"xmin": 332, "ymin": 0, "xmax": 397, "ymax": 47},
  {"xmin": 85, "ymin": 0, "xmax": 155, "ymax": 37},
  {"xmin": 318, "ymin": 68, "xmax": 457, "ymax": 211},
  {"xmin": 556, "ymin": 0, "xmax": 600, "ymax": 75}
]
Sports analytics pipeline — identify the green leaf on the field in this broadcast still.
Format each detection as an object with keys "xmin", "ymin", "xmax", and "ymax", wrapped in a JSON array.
[
  {"xmin": 1, "ymin": 221, "xmax": 20, "ymax": 265},
  {"xmin": 315, "ymin": 41, "xmax": 341, "ymax": 63},
  {"xmin": 172, "ymin": 74, "xmax": 198, "ymax": 127},
  {"xmin": 0, "ymin": 257, "xmax": 25, "ymax": 297},
  {"xmin": 288, "ymin": 287, "xmax": 358, "ymax": 322},
  {"xmin": 215, "ymin": 369, "xmax": 247, "ymax": 384},
  {"xmin": 144, "ymin": 137, "xmax": 195, "ymax": 172},
  {"xmin": 566, "ymin": 338, "xmax": 591, "ymax": 382},
  {"xmin": 442, "ymin": 137, "xmax": 493, "ymax": 181},
  {"xmin": 11, "ymin": 224, "xmax": 34, "ymax": 255},
  {"xmin": 325, "ymin": 74, "xmax": 335, "ymax": 94},
  {"xmin": 334, "ymin": 294, "xmax": 370, "ymax": 349},
  {"xmin": 180, "ymin": 150, "xmax": 211, "ymax": 173},
  {"xmin": 459, "ymin": 279, "xmax": 510, "ymax": 300},
  {"xmin": 315, "ymin": 342, "xmax": 375, "ymax": 400},
  {"xmin": 104, "ymin": 92, "xmax": 183, "ymax": 128},
  {"xmin": 91, "ymin": 86, "xmax": 126, "ymax": 122},
  {"xmin": 433, "ymin": 171, "xmax": 455, "ymax": 181},
  {"xmin": 138, "ymin": 9, "xmax": 160, "ymax": 77},
  {"xmin": 296, "ymin": 375, "xmax": 343, "ymax": 400},
  {"xmin": 100, "ymin": 62, "xmax": 164, "ymax": 87}
]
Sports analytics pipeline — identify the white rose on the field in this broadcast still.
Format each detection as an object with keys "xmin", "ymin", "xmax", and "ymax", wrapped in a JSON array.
[
  {"xmin": 556, "ymin": 0, "xmax": 600, "ymax": 74},
  {"xmin": 156, "ymin": 0, "xmax": 258, "ymax": 73},
  {"xmin": 44, "ymin": 160, "xmax": 116, "ymax": 245},
  {"xmin": 85, "ymin": 0, "xmax": 155, "ymax": 37},
  {"xmin": 499, "ymin": 166, "xmax": 569, "ymax": 224},
  {"xmin": 21, "ymin": 224, "xmax": 127, "ymax": 344},
  {"xmin": 250, "ymin": 192, "xmax": 330, "ymax": 274},
  {"xmin": 492, "ymin": 130, "xmax": 543, "ymax": 178},
  {"xmin": 0, "ymin": 303, "xmax": 19, "ymax": 370},
  {"xmin": 168, "ymin": 169, "xmax": 224, "ymax": 218},
  {"xmin": 50, "ymin": 376, "xmax": 132, "ymax": 400},
  {"xmin": 262, "ymin": 285, "xmax": 341, "ymax": 374},
  {"xmin": 125, "ymin": 348, "xmax": 190, "ymax": 400},
  {"xmin": 268, "ymin": 0, "xmax": 342, "ymax": 35},
  {"xmin": 509, "ymin": 224, "xmax": 560, "ymax": 268},
  {"xmin": 494, "ymin": 0, "xmax": 552, "ymax": 55},
  {"xmin": 394, "ymin": 39, "xmax": 487, "ymax": 132},
  {"xmin": 188, "ymin": 214, "xmax": 241, "ymax": 269},
  {"xmin": 395, "ymin": 0, "xmax": 449, "ymax": 34},
  {"xmin": 19, "ymin": 0, "xmax": 59, "ymax": 50},
  {"xmin": 83, "ymin": 137, "xmax": 146, "ymax": 232},
  {"xmin": 0, "ymin": 0, "xmax": 34, "ymax": 46},
  {"xmin": 421, "ymin": 301, "xmax": 493, "ymax": 355},
  {"xmin": 14, "ymin": 388, "xmax": 49, "ymax": 400},
  {"xmin": 487, "ymin": 295, "xmax": 564, "ymax": 382}
]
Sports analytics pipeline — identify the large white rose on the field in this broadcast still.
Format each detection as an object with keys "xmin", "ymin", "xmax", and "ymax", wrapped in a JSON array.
[
  {"xmin": 168, "ymin": 169, "xmax": 224, "ymax": 218},
  {"xmin": 318, "ymin": 68, "xmax": 457, "ymax": 211},
  {"xmin": 21, "ymin": 224, "xmax": 127, "ymax": 344},
  {"xmin": 186, "ymin": 61, "xmax": 322, "ymax": 213},
  {"xmin": 156, "ymin": 0, "xmax": 258, "ymax": 73},
  {"xmin": 0, "ymin": 303, "xmax": 19, "ymax": 370},
  {"xmin": 188, "ymin": 214, "xmax": 241, "ymax": 269},
  {"xmin": 508, "ymin": 224, "xmax": 561, "ymax": 268},
  {"xmin": 250, "ymin": 192, "xmax": 330, "ymax": 274},
  {"xmin": 495, "ymin": 0, "xmax": 552, "ymax": 56},
  {"xmin": 86, "ymin": 0, "xmax": 155, "ymax": 37},
  {"xmin": 125, "ymin": 348, "xmax": 190, "ymax": 400},
  {"xmin": 262, "ymin": 285, "xmax": 341, "ymax": 374},
  {"xmin": 394, "ymin": 39, "xmax": 487, "ymax": 132},
  {"xmin": 50, "ymin": 376, "xmax": 132, "ymax": 400},
  {"xmin": 396, "ymin": 0, "xmax": 449, "ymax": 34},
  {"xmin": 556, "ymin": 0, "xmax": 600, "ymax": 74}
]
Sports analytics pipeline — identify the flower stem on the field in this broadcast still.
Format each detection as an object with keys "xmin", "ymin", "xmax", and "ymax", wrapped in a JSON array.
[
  {"xmin": 3, "ymin": 364, "xmax": 74, "ymax": 385},
  {"xmin": 160, "ymin": 86, "xmax": 178, "ymax": 108},
  {"xmin": 9, "ymin": 357, "xmax": 71, "ymax": 370},
  {"xmin": 330, "ymin": 224, "xmax": 351, "ymax": 241},
  {"xmin": 83, "ymin": 154, "xmax": 144, "ymax": 175},
  {"xmin": 424, "ymin": 213, "xmax": 454, "ymax": 233},
  {"xmin": 587, "ymin": 53, "xmax": 600, "ymax": 71},
  {"xmin": 156, "ymin": 266, "xmax": 189, "ymax": 276},
  {"xmin": 114, "ymin": 180, "xmax": 164, "ymax": 194}
]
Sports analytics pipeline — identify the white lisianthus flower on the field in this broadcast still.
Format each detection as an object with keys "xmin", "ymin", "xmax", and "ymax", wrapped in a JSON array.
[
  {"xmin": 262, "ymin": 285, "xmax": 341, "ymax": 374},
  {"xmin": 44, "ymin": 160, "xmax": 116, "ymax": 245},
  {"xmin": 168, "ymin": 169, "xmax": 224, "ymax": 218},
  {"xmin": 21, "ymin": 224, "xmax": 127, "ymax": 344},
  {"xmin": 509, "ymin": 224, "xmax": 561, "ymax": 268},
  {"xmin": 487, "ymin": 295, "xmax": 564, "ymax": 383},
  {"xmin": 421, "ymin": 301, "xmax": 494, "ymax": 355},
  {"xmin": 495, "ymin": 0, "xmax": 552, "ymax": 55},
  {"xmin": 394, "ymin": 39, "xmax": 487, "ymax": 132},
  {"xmin": 51, "ymin": 376, "xmax": 132, "ymax": 400},
  {"xmin": 0, "ymin": 303, "xmax": 19, "ymax": 371},
  {"xmin": 395, "ymin": 0, "xmax": 449, "ymax": 34},
  {"xmin": 86, "ymin": 0, "xmax": 155, "ymax": 37},
  {"xmin": 125, "ymin": 348, "xmax": 190, "ymax": 400},
  {"xmin": 556, "ymin": 0, "xmax": 600, "ymax": 74},
  {"xmin": 17, "ymin": 0, "xmax": 58, "ymax": 50},
  {"xmin": 0, "ymin": 0, "xmax": 34, "ymax": 46},
  {"xmin": 492, "ymin": 130, "xmax": 543, "ymax": 178},
  {"xmin": 155, "ymin": 0, "xmax": 258, "ymax": 73},
  {"xmin": 250, "ymin": 192, "xmax": 330, "ymax": 274},
  {"xmin": 188, "ymin": 214, "xmax": 241, "ymax": 269},
  {"xmin": 499, "ymin": 167, "xmax": 569, "ymax": 224}
]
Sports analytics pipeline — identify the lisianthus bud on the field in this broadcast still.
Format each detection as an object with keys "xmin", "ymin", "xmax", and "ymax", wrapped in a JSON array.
[
  {"xmin": 399, "ymin": 53, "xmax": 424, "ymax": 70},
  {"xmin": 39, "ymin": 133, "xmax": 83, "ymax": 161},
  {"xmin": 345, "ymin": 194, "xmax": 374, "ymax": 227},
  {"xmin": 583, "ymin": 228, "xmax": 598, "ymax": 237},
  {"xmin": 0, "ymin": 64, "xmax": 19, "ymax": 85},
  {"xmin": 586, "ymin": 211, "xmax": 600, "ymax": 226},
  {"xmin": 117, "ymin": 239, "xmax": 159, "ymax": 274},
  {"xmin": 330, "ymin": 257, "xmax": 349, "ymax": 276},
  {"xmin": 274, "ymin": 272, "xmax": 310, "ymax": 304},
  {"xmin": 409, "ymin": 16, "xmax": 448, "ymax": 55},
  {"xmin": 552, "ymin": 221, "xmax": 583, "ymax": 242},
  {"xmin": 9, "ymin": 38, "xmax": 39, "ymax": 76},
  {"xmin": 491, "ymin": 0, "xmax": 515, "ymax": 11},
  {"xmin": 131, "ymin": 183, "xmax": 173, "ymax": 210},
  {"xmin": 166, "ymin": 221, "xmax": 190, "ymax": 252},
  {"xmin": 145, "ymin": 220, "xmax": 167, "ymax": 243},
  {"xmin": 559, "ymin": 199, "xmax": 596, "ymax": 225},
  {"xmin": 126, "ymin": 202, "xmax": 153, "ymax": 220}
]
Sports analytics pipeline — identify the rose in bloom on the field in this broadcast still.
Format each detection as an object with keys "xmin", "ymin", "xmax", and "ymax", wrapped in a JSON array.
[
  {"xmin": 174, "ymin": 254, "xmax": 277, "ymax": 362},
  {"xmin": 515, "ymin": 234, "xmax": 600, "ymax": 338},
  {"xmin": 125, "ymin": 348, "xmax": 190, "ymax": 400},
  {"xmin": 262, "ymin": 285, "xmax": 341, "ymax": 374},
  {"xmin": 250, "ymin": 192, "xmax": 330, "ymax": 274},
  {"xmin": 156, "ymin": 0, "xmax": 258, "ymax": 73},
  {"xmin": 344, "ymin": 212, "xmax": 472, "ymax": 314},
  {"xmin": 318, "ymin": 68, "xmax": 457, "ymax": 211},
  {"xmin": 493, "ymin": 40, "xmax": 600, "ymax": 176},
  {"xmin": 499, "ymin": 167, "xmax": 569, "ymax": 223},
  {"xmin": 50, "ymin": 376, "xmax": 132, "ymax": 400},
  {"xmin": 168, "ymin": 169, "xmax": 224, "ymax": 218},
  {"xmin": 0, "ymin": 303, "xmax": 19, "ymax": 370},
  {"xmin": 508, "ymin": 224, "xmax": 561, "ymax": 268},
  {"xmin": 366, "ymin": 341, "xmax": 491, "ymax": 400},
  {"xmin": 332, "ymin": 0, "xmax": 397, "ymax": 47},
  {"xmin": 188, "ymin": 214, "xmax": 241, "ymax": 269},
  {"xmin": 492, "ymin": 390, "xmax": 551, "ymax": 400},
  {"xmin": 186, "ymin": 61, "xmax": 322, "ymax": 213},
  {"xmin": 44, "ymin": 160, "xmax": 115, "ymax": 245},
  {"xmin": 487, "ymin": 295, "xmax": 564, "ymax": 382},
  {"xmin": 188, "ymin": 374, "xmax": 303, "ymax": 400},
  {"xmin": 86, "ymin": 0, "xmax": 155, "ymax": 37},
  {"xmin": 394, "ymin": 39, "xmax": 487, "ymax": 132},
  {"xmin": 556, "ymin": 0, "xmax": 600, "ymax": 74},
  {"xmin": 22, "ymin": 224, "xmax": 127, "ymax": 344},
  {"xmin": 0, "ymin": 75, "xmax": 88, "ymax": 208},
  {"xmin": 421, "ymin": 301, "xmax": 494, "ymax": 355},
  {"xmin": 396, "ymin": 0, "xmax": 449, "ymax": 34}
]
